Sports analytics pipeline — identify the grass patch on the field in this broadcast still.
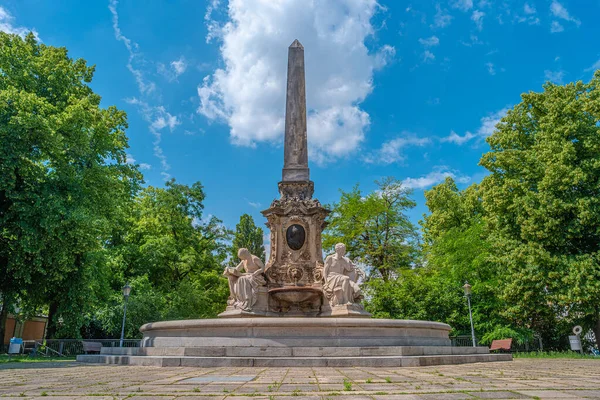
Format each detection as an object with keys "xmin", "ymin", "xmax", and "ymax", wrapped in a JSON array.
[
  {"xmin": 0, "ymin": 355, "xmax": 76, "ymax": 363},
  {"xmin": 343, "ymin": 379, "xmax": 352, "ymax": 391},
  {"xmin": 513, "ymin": 351, "xmax": 599, "ymax": 359}
]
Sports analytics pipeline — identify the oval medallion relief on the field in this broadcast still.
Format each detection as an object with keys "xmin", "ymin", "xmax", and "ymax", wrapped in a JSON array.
[{"xmin": 286, "ymin": 224, "xmax": 306, "ymax": 251}]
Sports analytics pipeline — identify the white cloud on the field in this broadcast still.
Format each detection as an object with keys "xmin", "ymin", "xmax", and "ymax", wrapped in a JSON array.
[
  {"xmin": 171, "ymin": 57, "xmax": 187, "ymax": 76},
  {"xmin": 108, "ymin": 0, "xmax": 155, "ymax": 95},
  {"xmin": 126, "ymin": 153, "xmax": 152, "ymax": 170},
  {"xmin": 0, "ymin": 7, "xmax": 39, "ymax": 39},
  {"xmin": 471, "ymin": 10, "xmax": 485, "ymax": 31},
  {"xmin": 125, "ymin": 153, "xmax": 136, "ymax": 164},
  {"xmin": 550, "ymin": 1, "xmax": 580, "ymax": 25},
  {"xmin": 461, "ymin": 34, "xmax": 484, "ymax": 47},
  {"xmin": 402, "ymin": 166, "xmax": 470, "ymax": 190},
  {"xmin": 478, "ymin": 107, "xmax": 509, "ymax": 137},
  {"xmin": 516, "ymin": 3, "xmax": 540, "ymax": 25},
  {"xmin": 125, "ymin": 98, "xmax": 179, "ymax": 173},
  {"xmin": 544, "ymin": 69, "xmax": 565, "ymax": 84},
  {"xmin": 150, "ymin": 107, "xmax": 180, "ymax": 131},
  {"xmin": 418, "ymin": 36, "xmax": 440, "ymax": 47},
  {"xmin": 198, "ymin": 0, "xmax": 392, "ymax": 163},
  {"xmin": 451, "ymin": 0, "xmax": 474, "ymax": 12},
  {"xmin": 441, "ymin": 130, "xmax": 477, "ymax": 145},
  {"xmin": 246, "ymin": 199, "xmax": 262, "ymax": 208},
  {"xmin": 158, "ymin": 56, "xmax": 189, "ymax": 81},
  {"xmin": 374, "ymin": 45, "xmax": 396, "ymax": 69},
  {"xmin": 363, "ymin": 134, "xmax": 431, "ymax": 165},
  {"xmin": 432, "ymin": 4, "xmax": 453, "ymax": 28},
  {"xmin": 524, "ymin": 3, "xmax": 536, "ymax": 15},
  {"xmin": 550, "ymin": 21, "xmax": 564, "ymax": 33},
  {"xmin": 110, "ymin": 0, "xmax": 180, "ymax": 178},
  {"xmin": 585, "ymin": 59, "xmax": 600, "ymax": 72},
  {"xmin": 422, "ymin": 50, "xmax": 436, "ymax": 62},
  {"xmin": 485, "ymin": 62, "xmax": 496, "ymax": 75},
  {"xmin": 550, "ymin": 1, "xmax": 580, "ymax": 33},
  {"xmin": 443, "ymin": 107, "xmax": 509, "ymax": 145}
]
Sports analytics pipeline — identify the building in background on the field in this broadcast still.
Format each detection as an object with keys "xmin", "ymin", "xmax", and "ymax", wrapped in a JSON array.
[{"xmin": 3, "ymin": 314, "xmax": 47, "ymax": 345}]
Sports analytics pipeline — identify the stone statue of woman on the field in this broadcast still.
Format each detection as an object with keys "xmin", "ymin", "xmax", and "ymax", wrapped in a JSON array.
[
  {"xmin": 322, "ymin": 243, "xmax": 363, "ymax": 306},
  {"xmin": 223, "ymin": 248, "xmax": 266, "ymax": 311}
]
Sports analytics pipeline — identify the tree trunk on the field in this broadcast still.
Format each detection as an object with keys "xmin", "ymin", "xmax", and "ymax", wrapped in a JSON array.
[
  {"xmin": 45, "ymin": 301, "xmax": 59, "ymax": 339},
  {"xmin": 0, "ymin": 297, "xmax": 9, "ymax": 349}
]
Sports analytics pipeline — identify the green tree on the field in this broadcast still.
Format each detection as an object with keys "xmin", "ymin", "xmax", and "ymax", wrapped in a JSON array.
[
  {"xmin": 98, "ymin": 179, "xmax": 230, "ymax": 332},
  {"xmin": 418, "ymin": 178, "xmax": 516, "ymax": 340},
  {"xmin": 230, "ymin": 214, "xmax": 265, "ymax": 265},
  {"xmin": 323, "ymin": 177, "xmax": 418, "ymax": 281},
  {"xmin": 0, "ymin": 33, "xmax": 140, "ymax": 340},
  {"xmin": 480, "ymin": 71, "xmax": 600, "ymax": 348}
]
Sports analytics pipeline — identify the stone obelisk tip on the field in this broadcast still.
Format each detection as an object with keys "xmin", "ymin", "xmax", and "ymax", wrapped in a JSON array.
[
  {"xmin": 282, "ymin": 39, "xmax": 309, "ymax": 182},
  {"xmin": 289, "ymin": 39, "xmax": 304, "ymax": 49}
]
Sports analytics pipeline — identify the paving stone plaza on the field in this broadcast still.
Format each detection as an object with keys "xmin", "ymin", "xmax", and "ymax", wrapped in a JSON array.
[{"xmin": 1, "ymin": 359, "xmax": 600, "ymax": 399}]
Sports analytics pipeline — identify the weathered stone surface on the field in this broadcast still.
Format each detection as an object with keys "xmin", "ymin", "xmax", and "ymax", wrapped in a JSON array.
[
  {"xmin": 3, "ymin": 359, "xmax": 597, "ymax": 398},
  {"xmin": 77, "ymin": 352, "xmax": 511, "ymax": 367},
  {"xmin": 283, "ymin": 39, "xmax": 309, "ymax": 182}
]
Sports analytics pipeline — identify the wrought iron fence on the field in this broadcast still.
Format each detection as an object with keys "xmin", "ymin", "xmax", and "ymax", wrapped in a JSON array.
[
  {"xmin": 451, "ymin": 335, "xmax": 543, "ymax": 352},
  {"xmin": 3, "ymin": 339, "xmax": 141, "ymax": 357}
]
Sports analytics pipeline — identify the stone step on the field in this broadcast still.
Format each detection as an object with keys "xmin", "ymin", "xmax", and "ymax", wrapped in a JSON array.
[
  {"xmin": 100, "ymin": 345, "xmax": 490, "ymax": 357},
  {"xmin": 78, "ymin": 353, "xmax": 511, "ymax": 367}
]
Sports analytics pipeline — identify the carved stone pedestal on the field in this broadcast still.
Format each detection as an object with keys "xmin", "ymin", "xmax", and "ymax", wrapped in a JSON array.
[
  {"xmin": 261, "ymin": 181, "xmax": 329, "ymax": 316},
  {"xmin": 219, "ymin": 286, "xmax": 269, "ymax": 318}
]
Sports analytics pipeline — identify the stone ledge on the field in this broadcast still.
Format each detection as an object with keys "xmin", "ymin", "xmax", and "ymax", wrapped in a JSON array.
[{"xmin": 77, "ymin": 353, "xmax": 511, "ymax": 367}]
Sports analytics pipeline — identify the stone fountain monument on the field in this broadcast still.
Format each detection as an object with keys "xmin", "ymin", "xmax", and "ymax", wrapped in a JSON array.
[
  {"xmin": 219, "ymin": 40, "xmax": 368, "ymax": 319},
  {"xmin": 78, "ymin": 41, "xmax": 511, "ymax": 367}
]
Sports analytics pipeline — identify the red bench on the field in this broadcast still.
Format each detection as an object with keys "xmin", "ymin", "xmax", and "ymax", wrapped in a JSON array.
[{"xmin": 490, "ymin": 338, "xmax": 512, "ymax": 352}]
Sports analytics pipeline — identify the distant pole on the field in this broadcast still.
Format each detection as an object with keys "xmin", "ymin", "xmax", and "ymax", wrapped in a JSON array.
[
  {"xmin": 463, "ymin": 281, "xmax": 476, "ymax": 347},
  {"xmin": 120, "ymin": 283, "xmax": 132, "ymax": 348}
]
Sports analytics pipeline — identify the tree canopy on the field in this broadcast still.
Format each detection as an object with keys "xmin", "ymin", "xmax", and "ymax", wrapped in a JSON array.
[
  {"xmin": 480, "ymin": 71, "xmax": 600, "ymax": 348},
  {"xmin": 323, "ymin": 177, "xmax": 418, "ymax": 281},
  {"xmin": 0, "ymin": 32, "xmax": 140, "ymax": 340},
  {"xmin": 230, "ymin": 214, "xmax": 265, "ymax": 265}
]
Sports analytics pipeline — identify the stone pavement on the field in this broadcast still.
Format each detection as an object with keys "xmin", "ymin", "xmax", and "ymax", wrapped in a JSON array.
[{"xmin": 0, "ymin": 359, "xmax": 599, "ymax": 399}]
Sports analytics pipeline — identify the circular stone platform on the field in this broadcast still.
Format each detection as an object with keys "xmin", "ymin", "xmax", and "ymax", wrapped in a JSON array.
[
  {"xmin": 77, "ymin": 318, "xmax": 512, "ymax": 367},
  {"xmin": 139, "ymin": 318, "xmax": 452, "ymax": 348}
]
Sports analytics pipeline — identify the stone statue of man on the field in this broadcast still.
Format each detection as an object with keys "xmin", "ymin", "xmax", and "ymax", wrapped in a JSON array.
[
  {"xmin": 223, "ymin": 248, "xmax": 266, "ymax": 311},
  {"xmin": 322, "ymin": 243, "xmax": 363, "ymax": 306}
]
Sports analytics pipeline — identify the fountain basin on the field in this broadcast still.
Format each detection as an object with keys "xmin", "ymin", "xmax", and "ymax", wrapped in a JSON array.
[{"xmin": 269, "ymin": 286, "xmax": 322, "ymax": 304}]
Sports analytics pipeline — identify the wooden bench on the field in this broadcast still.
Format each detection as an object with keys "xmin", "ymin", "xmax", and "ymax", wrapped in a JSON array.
[
  {"xmin": 82, "ymin": 342, "xmax": 102, "ymax": 354},
  {"xmin": 490, "ymin": 338, "xmax": 512, "ymax": 352}
]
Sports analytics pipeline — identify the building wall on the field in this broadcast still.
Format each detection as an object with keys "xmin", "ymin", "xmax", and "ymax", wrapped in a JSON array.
[
  {"xmin": 3, "ymin": 318, "xmax": 16, "ymax": 345},
  {"xmin": 3, "ymin": 316, "xmax": 47, "ymax": 344}
]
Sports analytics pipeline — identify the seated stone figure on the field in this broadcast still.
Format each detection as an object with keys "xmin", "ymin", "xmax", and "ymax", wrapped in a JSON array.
[
  {"xmin": 223, "ymin": 248, "xmax": 266, "ymax": 311},
  {"xmin": 322, "ymin": 243, "xmax": 363, "ymax": 306}
]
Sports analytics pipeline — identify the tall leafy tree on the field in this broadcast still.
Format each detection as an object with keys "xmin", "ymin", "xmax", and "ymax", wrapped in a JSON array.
[
  {"xmin": 98, "ymin": 179, "xmax": 231, "ymax": 333},
  {"xmin": 323, "ymin": 177, "xmax": 418, "ymax": 281},
  {"xmin": 480, "ymin": 71, "xmax": 600, "ymax": 348},
  {"xmin": 230, "ymin": 214, "xmax": 265, "ymax": 265},
  {"xmin": 0, "ymin": 33, "xmax": 140, "ymax": 339},
  {"xmin": 418, "ymin": 178, "xmax": 521, "ymax": 341}
]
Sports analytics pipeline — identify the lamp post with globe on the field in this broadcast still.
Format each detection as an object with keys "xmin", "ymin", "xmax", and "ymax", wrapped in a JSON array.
[
  {"xmin": 119, "ymin": 283, "xmax": 132, "ymax": 348},
  {"xmin": 463, "ymin": 281, "xmax": 476, "ymax": 347}
]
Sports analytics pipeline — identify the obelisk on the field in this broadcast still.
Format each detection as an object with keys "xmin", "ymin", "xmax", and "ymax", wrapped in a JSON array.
[{"xmin": 282, "ymin": 39, "xmax": 309, "ymax": 182}]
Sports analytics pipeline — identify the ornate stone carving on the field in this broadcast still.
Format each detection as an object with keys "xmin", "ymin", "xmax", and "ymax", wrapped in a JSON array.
[
  {"xmin": 278, "ymin": 181, "xmax": 314, "ymax": 200},
  {"xmin": 322, "ymin": 243, "xmax": 364, "ymax": 307},
  {"xmin": 223, "ymin": 248, "xmax": 267, "ymax": 311}
]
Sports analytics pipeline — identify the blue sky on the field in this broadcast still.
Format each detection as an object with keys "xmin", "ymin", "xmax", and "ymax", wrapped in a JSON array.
[{"xmin": 2, "ymin": 0, "xmax": 599, "ymax": 240}]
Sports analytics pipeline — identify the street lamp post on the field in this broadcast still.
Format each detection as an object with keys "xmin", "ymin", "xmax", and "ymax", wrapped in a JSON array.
[
  {"xmin": 463, "ymin": 281, "xmax": 476, "ymax": 347},
  {"xmin": 119, "ymin": 283, "xmax": 132, "ymax": 348}
]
